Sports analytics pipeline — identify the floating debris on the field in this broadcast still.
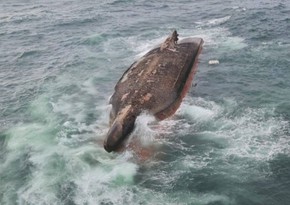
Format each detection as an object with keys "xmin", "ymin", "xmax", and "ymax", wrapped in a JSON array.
[{"xmin": 208, "ymin": 60, "xmax": 219, "ymax": 65}]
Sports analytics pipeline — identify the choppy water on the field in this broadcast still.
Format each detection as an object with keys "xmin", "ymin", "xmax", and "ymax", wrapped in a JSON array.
[{"xmin": 1, "ymin": 0, "xmax": 290, "ymax": 204}]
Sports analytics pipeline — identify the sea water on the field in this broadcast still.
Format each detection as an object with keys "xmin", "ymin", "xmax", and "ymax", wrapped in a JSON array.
[{"xmin": 1, "ymin": 0, "xmax": 290, "ymax": 204}]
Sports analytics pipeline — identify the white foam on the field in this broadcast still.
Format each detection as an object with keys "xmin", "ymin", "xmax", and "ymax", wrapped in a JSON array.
[
  {"xmin": 50, "ymin": 95, "xmax": 86, "ymax": 123},
  {"xmin": 189, "ymin": 99, "xmax": 288, "ymax": 161},
  {"xmin": 166, "ymin": 19, "xmax": 246, "ymax": 54},
  {"xmin": 6, "ymin": 93, "xmax": 290, "ymax": 205},
  {"xmin": 151, "ymin": 96, "xmax": 290, "ymax": 178},
  {"xmin": 207, "ymin": 15, "xmax": 231, "ymax": 25},
  {"xmin": 105, "ymin": 24, "xmax": 247, "ymax": 67},
  {"xmin": 11, "ymin": 118, "xmax": 138, "ymax": 205},
  {"xmin": 81, "ymin": 78, "xmax": 98, "ymax": 96},
  {"xmin": 221, "ymin": 108, "xmax": 290, "ymax": 161},
  {"xmin": 131, "ymin": 36, "xmax": 165, "ymax": 59},
  {"xmin": 132, "ymin": 113, "xmax": 157, "ymax": 144},
  {"xmin": 181, "ymin": 104, "xmax": 215, "ymax": 122},
  {"xmin": 232, "ymin": 6, "xmax": 247, "ymax": 11},
  {"xmin": 179, "ymin": 97, "xmax": 221, "ymax": 122},
  {"xmin": 195, "ymin": 16, "xmax": 231, "ymax": 26},
  {"xmin": 73, "ymin": 156, "xmax": 138, "ymax": 205},
  {"xmin": 182, "ymin": 152, "xmax": 212, "ymax": 170}
]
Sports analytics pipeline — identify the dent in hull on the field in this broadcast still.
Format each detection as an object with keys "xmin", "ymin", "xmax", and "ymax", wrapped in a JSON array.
[{"xmin": 104, "ymin": 31, "xmax": 204, "ymax": 152}]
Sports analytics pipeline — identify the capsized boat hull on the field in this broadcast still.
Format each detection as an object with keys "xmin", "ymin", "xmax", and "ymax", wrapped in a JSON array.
[{"xmin": 104, "ymin": 31, "xmax": 204, "ymax": 152}]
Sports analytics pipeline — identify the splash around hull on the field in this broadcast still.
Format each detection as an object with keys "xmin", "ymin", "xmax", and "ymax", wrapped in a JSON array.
[{"xmin": 104, "ymin": 31, "xmax": 204, "ymax": 152}]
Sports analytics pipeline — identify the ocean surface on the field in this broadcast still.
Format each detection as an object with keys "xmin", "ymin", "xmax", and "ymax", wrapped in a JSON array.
[{"xmin": 1, "ymin": 0, "xmax": 290, "ymax": 204}]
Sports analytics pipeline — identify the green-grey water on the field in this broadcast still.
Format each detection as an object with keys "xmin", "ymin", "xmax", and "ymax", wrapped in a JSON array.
[{"xmin": 1, "ymin": 0, "xmax": 290, "ymax": 204}]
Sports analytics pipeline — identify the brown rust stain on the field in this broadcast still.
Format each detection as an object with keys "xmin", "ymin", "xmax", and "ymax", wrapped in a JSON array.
[
  {"xmin": 117, "ymin": 105, "xmax": 132, "ymax": 121},
  {"xmin": 143, "ymin": 93, "xmax": 152, "ymax": 101},
  {"xmin": 139, "ymin": 56, "xmax": 159, "ymax": 82},
  {"xmin": 139, "ymin": 93, "xmax": 153, "ymax": 104},
  {"xmin": 121, "ymin": 93, "xmax": 129, "ymax": 101}
]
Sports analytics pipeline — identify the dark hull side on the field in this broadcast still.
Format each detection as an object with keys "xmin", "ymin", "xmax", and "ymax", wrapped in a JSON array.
[{"xmin": 109, "ymin": 37, "xmax": 204, "ymax": 121}]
